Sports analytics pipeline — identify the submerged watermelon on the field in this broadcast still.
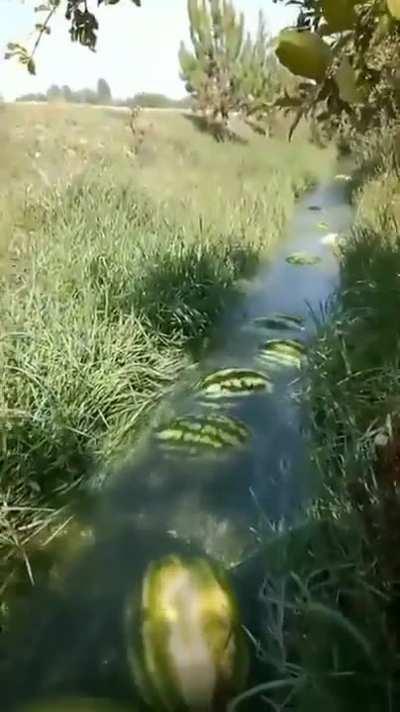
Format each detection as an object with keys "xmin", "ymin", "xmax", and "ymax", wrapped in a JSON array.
[
  {"xmin": 252, "ymin": 314, "xmax": 305, "ymax": 332},
  {"xmin": 126, "ymin": 554, "xmax": 249, "ymax": 711},
  {"xmin": 286, "ymin": 252, "xmax": 322, "ymax": 266},
  {"xmin": 197, "ymin": 368, "xmax": 273, "ymax": 399},
  {"xmin": 257, "ymin": 338, "xmax": 307, "ymax": 370},
  {"xmin": 155, "ymin": 414, "xmax": 250, "ymax": 455}
]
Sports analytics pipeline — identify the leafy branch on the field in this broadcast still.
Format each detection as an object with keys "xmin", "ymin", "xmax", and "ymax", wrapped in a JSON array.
[{"xmin": 5, "ymin": 0, "xmax": 142, "ymax": 74}]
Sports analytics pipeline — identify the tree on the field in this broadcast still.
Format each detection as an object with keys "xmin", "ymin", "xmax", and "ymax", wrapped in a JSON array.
[
  {"xmin": 97, "ymin": 78, "xmax": 112, "ymax": 104},
  {"xmin": 233, "ymin": 10, "xmax": 286, "ymax": 134},
  {"xmin": 5, "ymin": 0, "xmax": 142, "ymax": 75},
  {"xmin": 179, "ymin": 2, "xmax": 283, "ymax": 137},
  {"xmin": 46, "ymin": 83, "xmax": 62, "ymax": 101},
  {"xmin": 61, "ymin": 84, "xmax": 73, "ymax": 102},
  {"xmin": 179, "ymin": 0, "xmax": 245, "ymax": 131}
]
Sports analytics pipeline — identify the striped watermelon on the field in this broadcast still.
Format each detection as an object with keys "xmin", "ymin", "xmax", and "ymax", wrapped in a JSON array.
[
  {"xmin": 126, "ymin": 554, "xmax": 249, "ymax": 711},
  {"xmin": 252, "ymin": 314, "xmax": 305, "ymax": 332},
  {"xmin": 286, "ymin": 252, "xmax": 322, "ymax": 266},
  {"xmin": 155, "ymin": 414, "xmax": 250, "ymax": 455},
  {"xmin": 197, "ymin": 368, "xmax": 273, "ymax": 399},
  {"xmin": 19, "ymin": 700, "xmax": 133, "ymax": 712},
  {"xmin": 257, "ymin": 338, "xmax": 307, "ymax": 370}
]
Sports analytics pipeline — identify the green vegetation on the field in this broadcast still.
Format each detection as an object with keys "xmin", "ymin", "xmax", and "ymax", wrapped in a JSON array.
[
  {"xmin": 5, "ymin": 0, "xmax": 143, "ymax": 74},
  {"xmin": 0, "ymin": 102, "xmax": 329, "ymax": 613},
  {"xmin": 179, "ymin": 1, "xmax": 285, "ymax": 136},
  {"xmin": 272, "ymin": 0, "xmax": 400, "ymax": 143}
]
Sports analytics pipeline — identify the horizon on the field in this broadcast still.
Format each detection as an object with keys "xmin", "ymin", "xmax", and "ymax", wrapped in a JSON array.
[{"xmin": 0, "ymin": 0, "xmax": 296, "ymax": 101}]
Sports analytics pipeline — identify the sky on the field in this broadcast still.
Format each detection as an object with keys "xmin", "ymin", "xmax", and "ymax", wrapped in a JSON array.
[{"xmin": 0, "ymin": 0, "xmax": 296, "ymax": 101}]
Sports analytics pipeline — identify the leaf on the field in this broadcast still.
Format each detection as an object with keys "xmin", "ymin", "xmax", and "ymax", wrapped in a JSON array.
[
  {"xmin": 27, "ymin": 58, "xmax": 36, "ymax": 75},
  {"xmin": 131, "ymin": 0, "xmax": 141, "ymax": 4},
  {"xmin": 34, "ymin": 4, "xmax": 51, "ymax": 11}
]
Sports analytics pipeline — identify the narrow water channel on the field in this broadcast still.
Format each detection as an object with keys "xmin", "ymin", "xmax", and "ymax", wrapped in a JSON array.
[{"xmin": 0, "ymin": 176, "xmax": 353, "ymax": 711}]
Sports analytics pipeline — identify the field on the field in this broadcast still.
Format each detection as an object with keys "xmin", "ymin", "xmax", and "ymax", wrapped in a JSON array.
[{"xmin": 0, "ymin": 103, "xmax": 332, "ymax": 600}]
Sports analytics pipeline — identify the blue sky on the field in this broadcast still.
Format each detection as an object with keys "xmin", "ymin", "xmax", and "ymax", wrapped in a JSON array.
[{"xmin": 0, "ymin": 0, "xmax": 296, "ymax": 100}]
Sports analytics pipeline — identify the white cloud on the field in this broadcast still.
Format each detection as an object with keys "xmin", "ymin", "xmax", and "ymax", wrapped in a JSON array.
[{"xmin": 0, "ymin": 0, "xmax": 296, "ymax": 100}]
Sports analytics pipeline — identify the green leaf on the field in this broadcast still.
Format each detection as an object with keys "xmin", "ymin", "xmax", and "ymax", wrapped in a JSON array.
[
  {"xmin": 27, "ymin": 58, "xmax": 36, "ymax": 75},
  {"xmin": 34, "ymin": 4, "xmax": 51, "ymax": 11}
]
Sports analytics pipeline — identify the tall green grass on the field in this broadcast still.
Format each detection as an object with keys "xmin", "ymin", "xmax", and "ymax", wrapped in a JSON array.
[
  {"xmin": 289, "ymin": 143, "xmax": 400, "ymax": 711},
  {"xmin": 0, "ymin": 133, "xmax": 329, "ymax": 528}
]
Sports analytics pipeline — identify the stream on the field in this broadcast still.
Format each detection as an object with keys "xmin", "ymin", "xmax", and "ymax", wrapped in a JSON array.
[{"xmin": 0, "ymin": 175, "xmax": 353, "ymax": 711}]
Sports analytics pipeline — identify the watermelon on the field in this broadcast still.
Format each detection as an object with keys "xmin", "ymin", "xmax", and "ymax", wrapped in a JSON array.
[
  {"xmin": 197, "ymin": 368, "xmax": 273, "ymax": 399},
  {"xmin": 19, "ymin": 699, "xmax": 133, "ymax": 712},
  {"xmin": 155, "ymin": 414, "xmax": 250, "ymax": 455},
  {"xmin": 286, "ymin": 252, "xmax": 322, "ymax": 266},
  {"xmin": 275, "ymin": 30, "xmax": 332, "ymax": 81},
  {"xmin": 258, "ymin": 339, "xmax": 307, "ymax": 370},
  {"xmin": 126, "ymin": 554, "xmax": 249, "ymax": 711},
  {"xmin": 252, "ymin": 314, "xmax": 305, "ymax": 332}
]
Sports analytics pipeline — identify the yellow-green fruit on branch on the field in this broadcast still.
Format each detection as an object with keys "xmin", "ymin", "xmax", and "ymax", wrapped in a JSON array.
[
  {"xmin": 19, "ymin": 699, "xmax": 134, "ymax": 712},
  {"xmin": 322, "ymin": 0, "xmax": 357, "ymax": 32},
  {"xmin": 126, "ymin": 554, "xmax": 249, "ymax": 711},
  {"xmin": 387, "ymin": 0, "xmax": 400, "ymax": 20},
  {"xmin": 275, "ymin": 30, "xmax": 332, "ymax": 82}
]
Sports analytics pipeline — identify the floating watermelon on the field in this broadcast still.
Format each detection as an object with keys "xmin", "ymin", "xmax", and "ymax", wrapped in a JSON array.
[
  {"xmin": 286, "ymin": 252, "xmax": 322, "ymax": 266},
  {"xmin": 197, "ymin": 368, "xmax": 273, "ymax": 399},
  {"xmin": 126, "ymin": 554, "xmax": 249, "ymax": 711},
  {"xmin": 258, "ymin": 338, "xmax": 307, "ymax": 370},
  {"xmin": 275, "ymin": 30, "xmax": 332, "ymax": 82},
  {"xmin": 252, "ymin": 314, "xmax": 305, "ymax": 332},
  {"xmin": 155, "ymin": 414, "xmax": 250, "ymax": 455}
]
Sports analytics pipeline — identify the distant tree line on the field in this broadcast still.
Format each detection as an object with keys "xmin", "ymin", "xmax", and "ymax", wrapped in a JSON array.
[{"xmin": 15, "ymin": 78, "xmax": 192, "ymax": 110}]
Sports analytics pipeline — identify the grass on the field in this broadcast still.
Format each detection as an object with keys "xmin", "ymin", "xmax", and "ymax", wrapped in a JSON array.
[
  {"xmin": 264, "ymin": 133, "xmax": 400, "ymax": 712},
  {"xmin": 0, "ymin": 102, "xmax": 331, "ymax": 625}
]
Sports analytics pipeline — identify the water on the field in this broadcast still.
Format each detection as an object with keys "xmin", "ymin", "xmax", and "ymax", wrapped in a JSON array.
[{"xmin": 0, "ymin": 177, "xmax": 353, "ymax": 711}]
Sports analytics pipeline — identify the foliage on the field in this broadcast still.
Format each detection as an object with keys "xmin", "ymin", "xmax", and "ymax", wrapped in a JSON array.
[
  {"xmin": 300, "ymin": 156, "xmax": 400, "ymax": 712},
  {"xmin": 179, "ymin": 1, "xmax": 281, "ymax": 136},
  {"xmin": 5, "ymin": 0, "xmax": 142, "ymax": 74},
  {"xmin": 179, "ymin": 0, "xmax": 245, "ymax": 130},
  {"xmin": 273, "ymin": 0, "xmax": 400, "ymax": 141}
]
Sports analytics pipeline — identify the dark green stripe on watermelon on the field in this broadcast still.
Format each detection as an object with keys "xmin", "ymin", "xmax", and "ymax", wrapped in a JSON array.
[{"xmin": 198, "ymin": 368, "xmax": 273, "ymax": 398}]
